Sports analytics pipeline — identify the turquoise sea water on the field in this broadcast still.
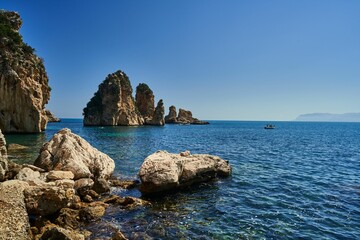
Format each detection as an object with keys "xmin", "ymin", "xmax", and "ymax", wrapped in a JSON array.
[{"xmin": 5, "ymin": 119, "xmax": 360, "ymax": 239}]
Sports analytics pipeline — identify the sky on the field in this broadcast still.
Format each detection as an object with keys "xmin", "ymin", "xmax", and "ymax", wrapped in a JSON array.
[{"xmin": 1, "ymin": 0, "xmax": 359, "ymax": 120}]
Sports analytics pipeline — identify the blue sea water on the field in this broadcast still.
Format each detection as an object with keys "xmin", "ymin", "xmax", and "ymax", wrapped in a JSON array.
[{"xmin": 5, "ymin": 119, "xmax": 360, "ymax": 239}]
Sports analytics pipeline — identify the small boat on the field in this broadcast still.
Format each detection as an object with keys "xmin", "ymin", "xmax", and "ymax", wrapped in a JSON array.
[{"xmin": 264, "ymin": 124, "xmax": 275, "ymax": 129}]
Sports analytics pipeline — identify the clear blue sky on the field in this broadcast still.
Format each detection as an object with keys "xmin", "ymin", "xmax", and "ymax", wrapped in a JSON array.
[{"xmin": 1, "ymin": 0, "xmax": 360, "ymax": 120}]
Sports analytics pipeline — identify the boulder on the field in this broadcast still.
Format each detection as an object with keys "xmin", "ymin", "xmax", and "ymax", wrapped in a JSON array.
[
  {"xmin": 83, "ymin": 70, "xmax": 143, "ymax": 126},
  {"xmin": 139, "ymin": 150, "xmax": 231, "ymax": 194},
  {"xmin": 0, "ymin": 11, "xmax": 51, "ymax": 133},
  {"xmin": 14, "ymin": 167, "xmax": 44, "ymax": 185},
  {"xmin": 34, "ymin": 128, "xmax": 115, "ymax": 180},
  {"xmin": 24, "ymin": 185, "xmax": 77, "ymax": 216},
  {"xmin": 0, "ymin": 180, "xmax": 30, "ymax": 240},
  {"xmin": 39, "ymin": 225, "xmax": 85, "ymax": 240},
  {"xmin": 47, "ymin": 170, "xmax": 75, "ymax": 181},
  {"xmin": 79, "ymin": 205, "xmax": 106, "ymax": 222},
  {"xmin": 0, "ymin": 129, "xmax": 8, "ymax": 181},
  {"xmin": 92, "ymin": 178, "xmax": 110, "ymax": 194}
]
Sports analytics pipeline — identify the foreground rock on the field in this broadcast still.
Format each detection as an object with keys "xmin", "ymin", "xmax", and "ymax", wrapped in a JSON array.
[
  {"xmin": 0, "ymin": 11, "xmax": 51, "ymax": 133},
  {"xmin": 165, "ymin": 106, "xmax": 209, "ymax": 125},
  {"xmin": 34, "ymin": 128, "xmax": 115, "ymax": 180},
  {"xmin": 0, "ymin": 180, "xmax": 30, "ymax": 240},
  {"xmin": 139, "ymin": 150, "xmax": 231, "ymax": 194},
  {"xmin": 83, "ymin": 70, "xmax": 143, "ymax": 126},
  {"xmin": 0, "ymin": 129, "xmax": 8, "ymax": 181}
]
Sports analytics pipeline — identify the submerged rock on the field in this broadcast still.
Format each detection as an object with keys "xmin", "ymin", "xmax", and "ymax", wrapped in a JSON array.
[
  {"xmin": 0, "ymin": 11, "xmax": 51, "ymax": 133},
  {"xmin": 139, "ymin": 150, "xmax": 231, "ymax": 194},
  {"xmin": 34, "ymin": 128, "xmax": 115, "ymax": 180},
  {"xmin": 83, "ymin": 70, "xmax": 143, "ymax": 126}
]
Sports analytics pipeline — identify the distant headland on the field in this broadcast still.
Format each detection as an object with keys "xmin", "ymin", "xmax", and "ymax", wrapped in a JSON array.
[{"xmin": 294, "ymin": 113, "xmax": 360, "ymax": 122}]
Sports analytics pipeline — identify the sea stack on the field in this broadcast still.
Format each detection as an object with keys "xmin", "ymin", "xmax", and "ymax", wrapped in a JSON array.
[
  {"xmin": 83, "ymin": 70, "xmax": 144, "ymax": 126},
  {"xmin": 135, "ymin": 83, "xmax": 165, "ymax": 126},
  {"xmin": 165, "ymin": 106, "xmax": 209, "ymax": 125},
  {"xmin": 0, "ymin": 11, "xmax": 51, "ymax": 133}
]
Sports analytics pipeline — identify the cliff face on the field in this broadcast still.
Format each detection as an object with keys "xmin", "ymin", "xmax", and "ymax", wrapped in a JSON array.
[
  {"xmin": 145, "ymin": 99, "xmax": 165, "ymax": 126},
  {"xmin": 0, "ymin": 11, "xmax": 50, "ymax": 133},
  {"xmin": 44, "ymin": 110, "xmax": 60, "ymax": 122},
  {"xmin": 0, "ymin": 129, "xmax": 8, "ymax": 181},
  {"xmin": 83, "ymin": 70, "xmax": 143, "ymax": 126},
  {"xmin": 164, "ymin": 105, "xmax": 177, "ymax": 123}
]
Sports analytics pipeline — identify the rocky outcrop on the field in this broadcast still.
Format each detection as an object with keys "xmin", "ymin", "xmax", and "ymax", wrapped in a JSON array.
[
  {"xmin": 135, "ymin": 83, "xmax": 165, "ymax": 126},
  {"xmin": 34, "ymin": 128, "xmax": 115, "ymax": 180},
  {"xmin": 0, "ymin": 180, "xmax": 30, "ymax": 240},
  {"xmin": 164, "ymin": 105, "xmax": 177, "ymax": 123},
  {"xmin": 165, "ymin": 106, "xmax": 209, "ymax": 124},
  {"xmin": 138, "ymin": 150, "xmax": 231, "ymax": 194},
  {"xmin": 45, "ymin": 109, "xmax": 60, "ymax": 122},
  {"xmin": 145, "ymin": 99, "xmax": 165, "ymax": 126},
  {"xmin": 0, "ymin": 129, "xmax": 8, "ymax": 181},
  {"xmin": 0, "ymin": 11, "xmax": 51, "ymax": 133},
  {"xmin": 135, "ymin": 83, "xmax": 154, "ymax": 119},
  {"xmin": 83, "ymin": 70, "xmax": 143, "ymax": 126}
]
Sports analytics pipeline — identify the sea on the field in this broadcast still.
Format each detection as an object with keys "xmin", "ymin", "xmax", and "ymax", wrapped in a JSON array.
[{"xmin": 4, "ymin": 119, "xmax": 360, "ymax": 239}]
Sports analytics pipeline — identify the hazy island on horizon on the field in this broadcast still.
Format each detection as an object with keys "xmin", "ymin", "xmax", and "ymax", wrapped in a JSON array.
[{"xmin": 294, "ymin": 112, "xmax": 360, "ymax": 122}]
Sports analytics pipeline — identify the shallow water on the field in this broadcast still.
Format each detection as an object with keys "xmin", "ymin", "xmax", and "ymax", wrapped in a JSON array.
[{"xmin": 5, "ymin": 119, "xmax": 360, "ymax": 239}]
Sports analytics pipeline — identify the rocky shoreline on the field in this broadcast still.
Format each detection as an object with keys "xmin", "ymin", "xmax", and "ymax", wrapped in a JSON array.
[{"xmin": 0, "ymin": 129, "xmax": 231, "ymax": 239}]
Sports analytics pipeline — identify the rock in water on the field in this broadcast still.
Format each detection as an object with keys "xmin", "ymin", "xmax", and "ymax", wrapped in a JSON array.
[
  {"xmin": 135, "ymin": 83, "xmax": 155, "ymax": 119},
  {"xmin": 145, "ymin": 99, "xmax": 165, "ymax": 126},
  {"xmin": 138, "ymin": 150, "xmax": 231, "ymax": 194},
  {"xmin": 165, "ymin": 106, "xmax": 209, "ymax": 125},
  {"xmin": 0, "ymin": 11, "xmax": 51, "ymax": 133},
  {"xmin": 45, "ymin": 109, "xmax": 60, "ymax": 122},
  {"xmin": 164, "ymin": 105, "xmax": 177, "ymax": 123},
  {"xmin": 135, "ymin": 83, "xmax": 165, "ymax": 126},
  {"xmin": 83, "ymin": 70, "xmax": 143, "ymax": 126},
  {"xmin": 34, "ymin": 128, "xmax": 115, "ymax": 180},
  {"xmin": 0, "ymin": 129, "xmax": 8, "ymax": 181}
]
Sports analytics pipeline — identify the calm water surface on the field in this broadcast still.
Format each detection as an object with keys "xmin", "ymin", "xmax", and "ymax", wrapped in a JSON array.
[{"xmin": 5, "ymin": 120, "xmax": 360, "ymax": 239}]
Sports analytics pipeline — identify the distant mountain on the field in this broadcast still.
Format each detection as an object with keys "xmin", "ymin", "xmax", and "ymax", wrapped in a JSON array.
[{"xmin": 294, "ymin": 113, "xmax": 360, "ymax": 122}]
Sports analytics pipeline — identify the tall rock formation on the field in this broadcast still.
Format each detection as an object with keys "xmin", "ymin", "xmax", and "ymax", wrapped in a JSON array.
[
  {"xmin": 0, "ymin": 11, "xmax": 51, "ymax": 133},
  {"xmin": 135, "ymin": 83, "xmax": 165, "ymax": 126},
  {"xmin": 165, "ymin": 106, "xmax": 209, "ymax": 124},
  {"xmin": 164, "ymin": 105, "xmax": 177, "ymax": 123},
  {"xmin": 135, "ymin": 83, "xmax": 154, "ymax": 119},
  {"xmin": 145, "ymin": 99, "xmax": 165, "ymax": 126},
  {"xmin": 83, "ymin": 70, "xmax": 143, "ymax": 126}
]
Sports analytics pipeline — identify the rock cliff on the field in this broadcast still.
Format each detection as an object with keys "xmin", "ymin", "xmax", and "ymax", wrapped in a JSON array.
[
  {"xmin": 165, "ymin": 106, "xmax": 209, "ymax": 124},
  {"xmin": 0, "ymin": 11, "xmax": 51, "ymax": 133},
  {"xmin": 83, "ymin": 70, "xmax": 143, "ymax": 126},
  {"xmin": 145, "ymin": 99, "xmax": 165, "ymax": 126}
]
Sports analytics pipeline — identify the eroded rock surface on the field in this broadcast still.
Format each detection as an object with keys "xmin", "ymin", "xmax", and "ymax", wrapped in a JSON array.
[
  {"xmin": 145, "ymin": 99, "xmax": 165, "ymax": 126},
  {"xmin": 34, "ymin": 128, "xmax": 115, "ymax": 180},
  {"xmin": 164, "ymin": 105, "xmax": 177, "ymax": 123},
  {"xmin": 135, "ymin": 83, "xmax": 155, "ymax": 119},
  {"xmin": 45, "ymin": 110, "xmax": 60, "ymax": 122},
  {"xmin": 83, "ymin": 70, "xmax": 143, "ymax": 126},
  {"xmin": 0, "ymin": 129, "xmax": 8, "ymax": 181},
  {"xmin": 0, "ymin": 11, "xmax": 51, "ymax": 133},
  {"xmin": 0, "ymin": 180, "xmax": 30, "ymax": 240},
  {"xmin": 139, "ymin": 150, "xmax": 231, "ymax": 194}
]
